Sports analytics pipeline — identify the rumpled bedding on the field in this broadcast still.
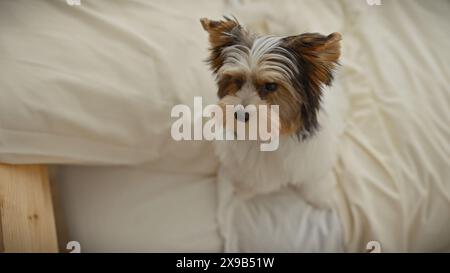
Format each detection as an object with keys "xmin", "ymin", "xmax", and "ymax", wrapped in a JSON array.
[
  {"xmin": 1, "ymin": 0, "xmax": 449, "ymax": 252},
  {"xmin": 224, "ymin": 0, "xmax": 450, "ymax": 252}
]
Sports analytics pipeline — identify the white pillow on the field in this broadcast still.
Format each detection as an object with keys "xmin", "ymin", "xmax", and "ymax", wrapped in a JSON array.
[{"xmin": 0, "ymin": 0, "xmax": 222, "ymax": 164}]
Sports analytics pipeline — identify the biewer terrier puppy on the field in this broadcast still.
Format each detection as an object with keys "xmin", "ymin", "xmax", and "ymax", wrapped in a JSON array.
[{"xmin": 201, "ymin": 17, "xmax": 341, "ymax": 208}]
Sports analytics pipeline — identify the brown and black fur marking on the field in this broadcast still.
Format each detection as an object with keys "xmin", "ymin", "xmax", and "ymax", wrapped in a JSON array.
[
  {"xmin": 280, "ymin": 33, "xmax": 341, "ymax": 137},
  {"xmin": 201, "ymin": 17, "xmax": 341, "ymax": 139}
]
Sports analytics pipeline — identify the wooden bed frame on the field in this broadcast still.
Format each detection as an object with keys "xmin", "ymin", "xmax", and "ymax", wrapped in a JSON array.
[{"xmin": 0, "ymin": 164, "xmax": 59, "ymax": 253}]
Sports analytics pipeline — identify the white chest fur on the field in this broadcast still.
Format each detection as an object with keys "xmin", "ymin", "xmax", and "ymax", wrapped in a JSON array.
[{"xmin": 214, "ymin": 108, "xmax": 337, "ymax": 206}]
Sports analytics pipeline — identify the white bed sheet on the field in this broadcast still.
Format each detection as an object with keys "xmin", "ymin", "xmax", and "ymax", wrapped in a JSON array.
[
  {"xmin": 56, "ymin": 164, "xmax": 221, "ymax": 252},
  {"xmin": 57, "ymin": 0, "xmax": 450, "ymax": 252},
  {"xmin": 334, "ymin": 0, "xmax": 450, "ymax": 252},
  {"xmin": 55, "ymin": 132, "xmax": 222, "ymax": 252},
  {"xmin": 217, "ymin": 0, "xmax": 450, "ymax": 252}
]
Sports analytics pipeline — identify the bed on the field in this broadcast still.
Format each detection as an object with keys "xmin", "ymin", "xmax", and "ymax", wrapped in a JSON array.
[{"xmin": 0, "ymin": 0, "xmax": 449, "ymax": 252}]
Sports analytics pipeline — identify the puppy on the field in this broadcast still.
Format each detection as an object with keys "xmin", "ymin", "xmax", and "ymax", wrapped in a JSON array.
[{"xmin": 200, "ymin": 17, "xmax": 341, "ymax": 208}]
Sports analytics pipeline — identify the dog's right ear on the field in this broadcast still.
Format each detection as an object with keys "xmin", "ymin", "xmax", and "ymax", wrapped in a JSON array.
[{"xmin": 200, "ymin": 17, "xmax": 250, "ymax": 73}]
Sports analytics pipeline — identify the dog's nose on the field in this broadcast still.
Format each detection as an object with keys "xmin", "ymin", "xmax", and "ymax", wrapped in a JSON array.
[{"xmin": 234, "ymin": 111, "xmax": 250, "ymax": 122}]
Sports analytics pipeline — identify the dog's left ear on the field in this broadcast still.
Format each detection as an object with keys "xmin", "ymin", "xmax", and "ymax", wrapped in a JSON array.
[
  {"xmin": 283, "ymin": 32, "xmax": 341, "ymax": 88},
  {"xmin": 200, "ymin": 17, "xmax": 250, "ymax": 73}
]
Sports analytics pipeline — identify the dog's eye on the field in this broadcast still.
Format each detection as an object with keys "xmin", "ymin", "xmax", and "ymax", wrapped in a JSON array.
[
  {"xmin": 262, "ymin": 82, "xmax": 278, "ymax": 93},
  {"xmin": 234, "ymin": 78, "xmax": 244, "ymax": 88}
]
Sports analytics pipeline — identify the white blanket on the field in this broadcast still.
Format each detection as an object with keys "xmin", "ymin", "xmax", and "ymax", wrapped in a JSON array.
[
  {"xmin": 226, "ymin": 0, "xmax": 450, "ymax": 252},
  {"xmin": 335, "ymin": 0, "xmax": 450, "ymax": 252}
]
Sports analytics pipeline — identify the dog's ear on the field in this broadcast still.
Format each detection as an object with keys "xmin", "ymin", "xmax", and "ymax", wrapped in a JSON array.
[
  {"xmin": 200, "ymin": 17, "xmax": 250, "ymax": 73},
  {"xmin": 282, "ymin": 33, "xmax": 341, "ymax": 136},
  {"xmin": 283, "ymin": 32, "xmax": 341, "ymax": 87}
]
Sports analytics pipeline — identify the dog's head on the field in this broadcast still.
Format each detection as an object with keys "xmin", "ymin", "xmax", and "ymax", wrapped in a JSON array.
[{"xmin": 201, "ymin": 17, "xmax": 341, "ymax": 138}]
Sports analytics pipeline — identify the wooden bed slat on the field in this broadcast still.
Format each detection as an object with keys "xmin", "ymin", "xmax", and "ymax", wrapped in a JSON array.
[{"xmin": 0, "ymin": 164, "xmax": 58, "ymax": 253}]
